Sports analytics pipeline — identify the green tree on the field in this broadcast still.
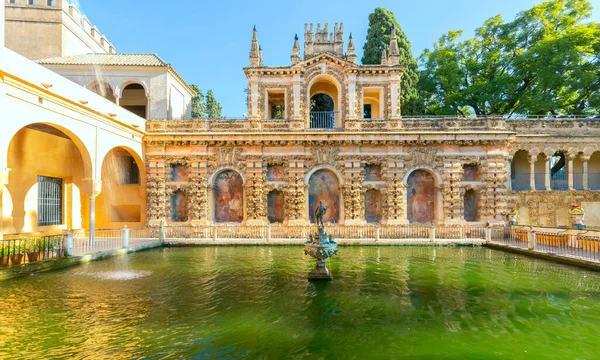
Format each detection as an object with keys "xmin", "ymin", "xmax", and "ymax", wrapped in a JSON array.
[
  {"xmin": 190, "ymin": 84, "xmax": 205, "ymax": 119},
  {"xmin": 362, "ymin": 7, "xmax": 421, "ymax": 114},
  {"xmin": 418, "ymin": 0, "xmax": 600, "ymax": 116},
  {"xmin": 205, "ymin": 90, "xmax": 223, "ymax": 119}
]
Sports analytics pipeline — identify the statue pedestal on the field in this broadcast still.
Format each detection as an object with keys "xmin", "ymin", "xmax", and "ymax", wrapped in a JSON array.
[
  {"xmin": 304, "ymin": 227, "xmax": 337, "ymax": 280},
  {"xmin": 308, "ymin": 259, "xmax": 332, "ymax": 280}
]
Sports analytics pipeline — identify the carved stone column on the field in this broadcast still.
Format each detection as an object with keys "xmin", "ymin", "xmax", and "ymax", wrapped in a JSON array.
[
  {"xmin": 342, "ymin": 160, "xmax": 365, "ymax": 225},
  {"xmin": 285, "ymin": 160, "xmax": 307, "ymax": 225},
  {"xmin": 245, "ymin": 160, "xmax": 267, "ymax": 226},
  {"xmin": 382, "ymin": 161, "xmax": 408, "ymax": 224},
  {"xmin": 480, "ymin": 160, "xmax": 509, "ymax": 224},
  {"xmin": 290, "ymin": 75, "xmax": 304, "ymax": 130},
  {"xmin": 346, "ymin": 75, "xmax": 358, "ymax": 121},
  {"xmin": 146, "ymin": 160, "xmax": 168, "ymax": 227}
]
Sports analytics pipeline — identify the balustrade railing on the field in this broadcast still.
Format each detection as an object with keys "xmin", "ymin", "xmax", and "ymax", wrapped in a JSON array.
[
  {"xmin": 310, "ymin": 111, "xmax": 337, "ymax": 129},
  {"xmin": 1, "ymin": 234, "xmax": 67, "ymax": 267}
]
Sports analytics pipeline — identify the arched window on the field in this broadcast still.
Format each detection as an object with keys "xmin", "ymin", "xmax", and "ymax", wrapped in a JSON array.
[
  {"xmin": 589, "ymin": 152, "xmax": 600, "ymax": 190},
  {"xmin": 89, "ymin": 81, "xmax": 116, "ymax": 103},
  {"xmin": 550, "ymin": 152, "xmax": 567, "ymax": 190},
  {"xmin": 407, "ymin": 170, "xmax": 435, "ymax": 224},
  {"xmin": 120, "ymin": 83, "xmax": 148, "ymax": 119},
  {"xmin": 308, "ymin": 169, "xmax": 340, "ymax": 224},
  {"xmin": 214, "ymin": 170, "xmax": 244, "ymax": 223},
  {"xmin": 464, "ymin": 189, "xmax": 479, "ymax": 222},
  {"xmin": 310, "ymin": 94, "xmax": 335, "ymax": 128}
]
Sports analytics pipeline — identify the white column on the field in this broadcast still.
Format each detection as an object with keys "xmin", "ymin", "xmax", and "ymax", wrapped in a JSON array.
[
  {"xmin": 83, "ymin": 179, "xmax": 102, "ymax": 244},
  {"xmin": 582, "ymin": 155, "xmax": 590, "ymax": 190},
  {"xmin": 545, "ymin": 157, "xmax": 551, "ymax": 190},
  {"xmin": 529, "ymin": 156, "xmax": 536, "ymax": 190},
  {"xmin": 567, "ymin": 154, "xmax": 575, "ymax": 190}
]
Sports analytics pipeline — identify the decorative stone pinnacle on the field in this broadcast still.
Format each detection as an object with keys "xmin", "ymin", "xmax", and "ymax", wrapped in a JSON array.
[
  {"xmin": 291, "ymin": 33, "xmax": 301, "ymax": 65},
  {"xmin": 380, "ymin": 47, "xmax": 388, "ymax": 65},
  {"xmin": 388, "ymin": 25, "xmax": 401, "ymax": 65},
  {"xmin": 249, "ymin": 25, "xmax": 261, "ymax": 66}
]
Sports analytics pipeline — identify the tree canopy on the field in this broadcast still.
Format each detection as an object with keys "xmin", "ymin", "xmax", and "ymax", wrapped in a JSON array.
[
  {"xmin": 362, "ymin": 7, "xmax": 421, "ymax": 114},
  {"xmin": 190, "ymin": 85, "xmax": 223, "ymax": 119},
  {"xmin": 417, "ymin": 0, "xmax": 600, "ymax": 116}
]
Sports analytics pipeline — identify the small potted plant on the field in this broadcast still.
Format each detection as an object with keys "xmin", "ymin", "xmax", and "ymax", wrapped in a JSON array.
[
  {"xmin": 26, "ymin": 238, "xmax": 40, "ymax": 262},
  {"xmin": 11, "ymin": 240, "xmax": 26, "ymax": 265},
  {"xmin": 507, "ymin": 207, "xmax": 519, "ymax": 226},
  {"xmin": 1, "ymin": 244, "xmax": 9, "ymax": 267},
  {"xmin": 569, "ymin": 203, "xmax": 586, "ymax": 230}
]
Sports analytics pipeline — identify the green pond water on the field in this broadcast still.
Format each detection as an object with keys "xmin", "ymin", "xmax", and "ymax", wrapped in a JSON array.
[{"xmin": 1, "ymin": 246, "xmax": 600, "ymax": 359}]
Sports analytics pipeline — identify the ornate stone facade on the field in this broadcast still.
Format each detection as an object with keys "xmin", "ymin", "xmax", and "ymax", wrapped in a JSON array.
[{"xmin": 143, "ymin": 24, "xmax": 600, "ymax": 228}]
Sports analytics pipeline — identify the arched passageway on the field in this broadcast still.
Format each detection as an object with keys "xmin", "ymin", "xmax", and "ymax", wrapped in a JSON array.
[
  {"xmin": 589, "ymin": 152, "xmax": 600, "ymax": 190},
  {"xmin": 96, "ymin": 147, "xmax": 145, "ymax": 228},
  {"xmin": 120, "ymin": 83, "xmax": 148, "ymax": 119},
  {"xmin": 213, "ymin": 170, "xmax": 244, "ymax": 223},
  {"xmin": 308, "ymin": 169, "xmax": 340, "ymax": 224},
  {"xmin": 5, "ymin": 124, "xmax": 91, "ymax": 233},
  {"xmin": 511, "ymin": 150, "xmax": 530, "ymax": 190},
  {"xmin": 407, "ymin": 170, "xmax": 435, "ymax": 224}
]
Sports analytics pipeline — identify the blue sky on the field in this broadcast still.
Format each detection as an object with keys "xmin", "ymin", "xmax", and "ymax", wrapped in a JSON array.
[{"xmin": 81, "ymin": 0, "xmax": 600, "ymax": 116}]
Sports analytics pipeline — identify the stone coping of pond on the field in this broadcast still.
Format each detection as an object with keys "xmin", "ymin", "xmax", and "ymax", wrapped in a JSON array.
[{"xmin": 165, "ymin": 238, "xmax": 488, "ymax": 246}]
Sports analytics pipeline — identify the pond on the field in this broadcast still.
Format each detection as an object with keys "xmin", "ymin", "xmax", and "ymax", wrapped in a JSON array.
[{"xmin": 1, "ymin": 246, "xmax": 600, "ymax": 359}]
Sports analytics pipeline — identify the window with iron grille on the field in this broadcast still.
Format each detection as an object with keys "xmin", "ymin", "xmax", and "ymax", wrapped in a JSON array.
[{"xmin": 38, "ymin": 176, "xmax": 63, "ymax": 226}]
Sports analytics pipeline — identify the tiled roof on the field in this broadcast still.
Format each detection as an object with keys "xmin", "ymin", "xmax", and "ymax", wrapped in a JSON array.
[{"xmin": 36, "ymin": 53, "xmax": 168, "ymax": 67}]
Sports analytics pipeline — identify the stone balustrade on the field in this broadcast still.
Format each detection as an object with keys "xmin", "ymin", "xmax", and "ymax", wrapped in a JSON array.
[{"xmin": 147, "ymin": 117, "xmax": 600, "ymax": 134}]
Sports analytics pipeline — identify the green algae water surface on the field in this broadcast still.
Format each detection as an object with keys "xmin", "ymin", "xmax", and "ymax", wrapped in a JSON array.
[{"xmin": 1, "ymin": 246, "xmax": 600, "ymax": 359}]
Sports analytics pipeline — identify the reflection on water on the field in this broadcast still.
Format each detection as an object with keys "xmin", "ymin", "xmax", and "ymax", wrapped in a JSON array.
[
  {"xmin": 74, "ymin": 270, "xmax": 152, "ymax": 281},
  {"xmin": 1, "ymin": 247, "xmax": 600, "ymax": 359}
]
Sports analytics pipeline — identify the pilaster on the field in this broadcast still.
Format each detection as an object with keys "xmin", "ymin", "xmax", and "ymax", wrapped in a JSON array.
[
  {"xmin": 245, "ymin": 159, "xmax": 267, "ymax": 226},
  {"xmin": 342, "ymin": 160, "xmax": 365, "ymax": 225},
  {"xmin": 146, "ymin": 160, "xmax": 168, "ymax": 227},
  {"xmin": 382, "ymin": 161, "xmax": 408, "ymax": 224},
  {"xmin": 285, "ymin": 160, "xmax": 307, "ymax": 225}
]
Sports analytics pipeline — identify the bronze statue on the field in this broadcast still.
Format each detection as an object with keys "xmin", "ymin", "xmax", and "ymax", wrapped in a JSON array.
[{"xmin": 315, "ymin": 201, "xmax": 328, "ymax": 228}]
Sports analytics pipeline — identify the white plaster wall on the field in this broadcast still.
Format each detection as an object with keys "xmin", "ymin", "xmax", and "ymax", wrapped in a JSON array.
[
  {"xmin": 167, "ymin": 72, "xmax": 192, "ymax": 120},
  {"xmin": 1, "ymin": 49, "xmax": 145, "ymax": 175}
]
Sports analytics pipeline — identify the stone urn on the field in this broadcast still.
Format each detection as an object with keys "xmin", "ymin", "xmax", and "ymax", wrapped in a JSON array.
[
  {"xmin": 507, "ymin": 208, "xmax": 519, "ymax": 226},
  {"xmin": 304, "ymin": 227, "xmax": 337, "ymax": 280},
  {"xmin": 569, "ymin": 204, "xmax": 586, "ymax": 230}
]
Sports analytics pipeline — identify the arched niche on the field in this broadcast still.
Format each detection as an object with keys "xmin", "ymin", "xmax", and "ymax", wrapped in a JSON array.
[
  {"xmin": 171, "ymin": 190, "xmax": 189, "ymax": 222},
  {"xmin": 97, "ymin": 146, "xmax": 145, "ymax": 227},
  {"xmin": 464, "ymin": 189, "xmax": 479, "ymax": 222},
  {"xmin": 267, "ymin": 189, "xmax": 285, "ymax": 223},
  {"xmin": 213, "ymin": 170, "xmax": 244, "ymax": 223},
  {"xmin": 365, "ymin": 189, "xmax": 382, "ymax": 224},
  {"xmin": 88, "ymin": 81, "xmax": 116, "ymax": 103},
  {"xmin": 407, "ymin": 169, "xmax": 436, "ymax": 224},
  {"xmin": 308, "ymin": 169, "xmax": 340, "ymax": 224},
  {"xmin": 511, "ymin": 150, "xmax": 530, "ymax": 190}
]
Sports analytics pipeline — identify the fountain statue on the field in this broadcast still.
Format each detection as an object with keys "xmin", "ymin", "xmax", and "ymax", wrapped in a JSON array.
[{"xmin": 304, "ymin": 201, "xmax": 338, "ymax": 280}]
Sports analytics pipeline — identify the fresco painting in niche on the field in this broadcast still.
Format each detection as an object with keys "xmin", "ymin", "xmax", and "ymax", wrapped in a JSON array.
[
  {"xmin": 267, "ymin": 190, "xmax": 285, "ymax": 223},
  {"xmin": 267, "ymin": 165, "xmax": 285, "ymax": 181},
  {"xmin": 171, "ymin": 165, "xmax": 189, "ymax": 182},
  {"xmin": 365, "ymin": 189, "xmax": 382, "ymax": 223},
  {"xmin": 407, "ymin": 170, "xmax": 435, "ymax": 224},
  {"xmin": 171, "ymin": 190, "xmax": 189, "ymax": 222},
  {"xmin": 214, "ymin": 170, "xmax": 244, "ymax": 223},
  {"xmin": 308, "ymin": 169, "xmax": 340, "ymax": 224},
  {"xmin": 365, "ymin": 165, "xmax": 382, "ymax": 181},
  {"xmin": 463, "ymin": 165, "xmax": 478, "ymax": 181},
  {"xmin": 464, "ymin": 189, "xmax": 479, "ymax": 222}
]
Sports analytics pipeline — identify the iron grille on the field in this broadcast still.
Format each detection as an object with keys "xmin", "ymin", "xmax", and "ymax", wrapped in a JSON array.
[{"xmin": 38, "ymin": 176, "xmax": 62, "ymax": 226}]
